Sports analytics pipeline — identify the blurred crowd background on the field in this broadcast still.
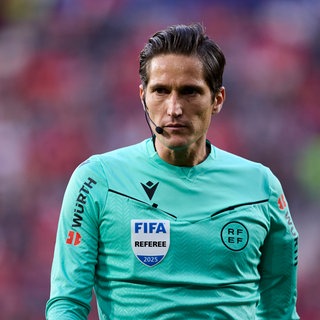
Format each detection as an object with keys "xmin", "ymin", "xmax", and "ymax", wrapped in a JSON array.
[{"xmin": 0, "ymin": 0, "xmax": 319, "ymax": 319}]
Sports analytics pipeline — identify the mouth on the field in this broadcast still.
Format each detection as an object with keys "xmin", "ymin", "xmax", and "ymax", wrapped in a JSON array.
[{"xmin": 164, "ymin": 123, "xmax": 186, "ymax": 129}]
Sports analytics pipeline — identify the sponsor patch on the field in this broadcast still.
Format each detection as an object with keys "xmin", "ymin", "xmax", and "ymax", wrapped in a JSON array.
[
  {"xmin": 66, "ymin": 230, "xmax": 82, "ymax": 246},
  {"xmin": 131, "ymin": 219, "xmax": 170, "ymax": 267},
  {"xmin": 278, "ymin": 194, "xmax": 287, "ymax": 210}
]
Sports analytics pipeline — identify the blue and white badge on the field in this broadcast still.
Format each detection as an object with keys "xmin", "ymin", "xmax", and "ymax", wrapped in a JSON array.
[{"xmin": 131, "ymin": 219, "xmax": 170, "ymax": 267}]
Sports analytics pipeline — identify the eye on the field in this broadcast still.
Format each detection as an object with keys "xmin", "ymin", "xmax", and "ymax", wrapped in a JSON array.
[
  {"xmin": 154, "ymin": 86, "xmax": 169, "ymax": 95},
  {"xmin": 180, "ymin": 86, "xmax": 200, "ymax": 96}
]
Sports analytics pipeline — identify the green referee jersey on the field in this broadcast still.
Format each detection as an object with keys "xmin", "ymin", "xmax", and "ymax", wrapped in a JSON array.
[{"xmin": 46, "ymin": 138, "xmax": 299, "ymax": 319}]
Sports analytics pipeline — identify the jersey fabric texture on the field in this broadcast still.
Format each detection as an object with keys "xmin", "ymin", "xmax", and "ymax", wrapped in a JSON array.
[{"xmin": 46, "ymin": 138, "xmax": 299, "ymax": 320}]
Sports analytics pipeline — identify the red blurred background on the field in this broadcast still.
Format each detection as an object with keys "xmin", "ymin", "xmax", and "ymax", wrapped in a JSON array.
[{"xmin": 0, "ymin": 0, "xmax": 319, "ymax": 318}]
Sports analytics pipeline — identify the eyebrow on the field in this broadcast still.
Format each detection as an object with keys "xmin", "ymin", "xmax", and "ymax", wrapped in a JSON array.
[
  {"xmin": 149, "ymin": 83, "xmax": 204, "ymax": 93},
  {"xmin": 179, "ymin": 84, "xmax": 204, "ymax": 93},
  {"xmin": 149, "ymin": 83, "xmax": 167, "ymax": 90}
]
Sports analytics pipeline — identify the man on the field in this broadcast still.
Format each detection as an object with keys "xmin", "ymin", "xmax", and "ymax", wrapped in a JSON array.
[{"xmin": 46, "ymin": 23, "xmax": 299, "ymax": 319}]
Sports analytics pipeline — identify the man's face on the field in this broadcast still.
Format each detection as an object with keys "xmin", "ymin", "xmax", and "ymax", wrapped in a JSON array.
[{"xmin": 140, "ymin": 54, "xmax": 224, "ymax": 152}]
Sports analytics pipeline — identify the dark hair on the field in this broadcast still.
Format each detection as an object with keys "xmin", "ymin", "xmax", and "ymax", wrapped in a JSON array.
[{"xmin": 139, "ymin": 23, "xmax": 226, "ymax": 95}]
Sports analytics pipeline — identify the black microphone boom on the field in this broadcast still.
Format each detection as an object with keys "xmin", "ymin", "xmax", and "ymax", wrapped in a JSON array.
[
  {"xmin": 144, "ymin": 108, "xmax": 164, "ymax": 134},
  {"xmin": 155, "ymin": 126, "xmax": 164, "ymax": 134},
  {"xmin": 143, "ymin": 98, "xmax": 164, "ymax": 135}
]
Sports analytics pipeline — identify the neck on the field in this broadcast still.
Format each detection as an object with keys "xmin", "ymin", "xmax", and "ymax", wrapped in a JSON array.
[{"xmin": 154, "ymin": 138, "xmax": 210, "ymax": 167}]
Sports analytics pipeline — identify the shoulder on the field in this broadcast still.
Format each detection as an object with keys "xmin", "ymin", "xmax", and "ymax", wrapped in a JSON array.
[
  {"xmin": 80, "ymin": 140, "xmax": 147, "ymax": 166},
  {"xmin": 213, "ymin": 145, "xmax": 267, "ymax": 172},
  {"xmin": 92, "ymin": 140, "xmax": 149, "ymax": 172},
  {"xmin": 211, "ymin": 145, "xmax": 280, "ymax": 196},
  {"xmin": 100, "ymin": 140, "xmax": 147, "ymax": 161},
  {"xmin": 70, "ymin": 139, "xmax": 149, "ymax": 180}
]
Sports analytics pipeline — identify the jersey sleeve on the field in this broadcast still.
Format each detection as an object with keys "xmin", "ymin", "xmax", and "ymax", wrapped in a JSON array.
[
  {"xmin": 46, "ymin": 157, "xmax": 107, "ymax": 319},
  {"xmin": 256, "ymin": 169, "xmax": 299, "ymax": 319}
]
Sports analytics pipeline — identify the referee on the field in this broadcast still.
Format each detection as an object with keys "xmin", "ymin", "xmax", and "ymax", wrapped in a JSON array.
[{"xmin": 46, "ymin": 23, "xmax": 299, "ymax": 319}]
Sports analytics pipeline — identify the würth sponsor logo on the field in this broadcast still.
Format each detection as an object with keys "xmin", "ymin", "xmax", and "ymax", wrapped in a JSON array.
[
  {"xmin": 285, "ymin": 211, "xmax": 298, "ymax": 237},
  {"xmin": 72, "ymin": 177, "xmax": 97, "ymax": 227}
]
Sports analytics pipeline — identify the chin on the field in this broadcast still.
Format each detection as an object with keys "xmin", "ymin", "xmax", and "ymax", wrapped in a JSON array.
[{"xmin": 163, "ymin": 137, "xmax": 191, "ymax": 151}]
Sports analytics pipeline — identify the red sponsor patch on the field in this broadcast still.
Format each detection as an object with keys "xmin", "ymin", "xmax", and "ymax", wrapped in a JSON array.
[
  {"xmin": 66, "ymin": 231, "xmax": 81, "ymax": 246},
  {"xmin": 278, "ymin": 194, "xmax": 287, "ymax": 210}
]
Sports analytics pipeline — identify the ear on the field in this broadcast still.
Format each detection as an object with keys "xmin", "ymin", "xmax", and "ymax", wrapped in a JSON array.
[
  {"xmin": 139, "ymin": 85, "xmax": 146, "ymax": 110},
  {"xmin": 212, "ymin": 86, "xmax": 226, "ymax": 115}
]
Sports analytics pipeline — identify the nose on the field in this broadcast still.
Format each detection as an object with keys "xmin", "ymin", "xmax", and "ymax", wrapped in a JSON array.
[{"xmin": 166, "ymin": 93, "xmax": 182, "ymax": 118}]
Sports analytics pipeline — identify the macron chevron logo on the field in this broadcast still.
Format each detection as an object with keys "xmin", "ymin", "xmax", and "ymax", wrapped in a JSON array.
[{"xmin": 141, "ymin": 181, "xmax": 159, "ymax": 200}]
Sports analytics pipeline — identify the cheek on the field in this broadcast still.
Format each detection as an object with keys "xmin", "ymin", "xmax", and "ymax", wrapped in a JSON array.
[
  {"xmin": 152, "ymin": 110, "xmax": 165, "ymax": 122},
  {"xmin": 197, "ymin": 109, "xmax": 213, "ymax": 128}
]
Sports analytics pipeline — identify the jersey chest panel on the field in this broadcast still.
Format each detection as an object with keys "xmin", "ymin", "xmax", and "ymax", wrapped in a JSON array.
[{"xmin": 96, "ymin": 191, "xmax": 269, "ymax": 287}]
